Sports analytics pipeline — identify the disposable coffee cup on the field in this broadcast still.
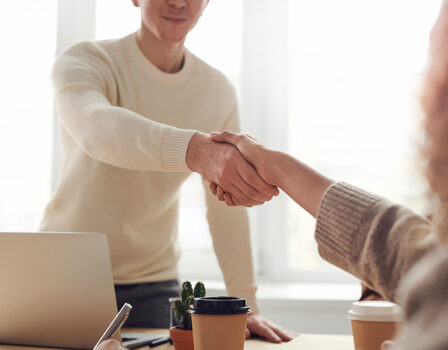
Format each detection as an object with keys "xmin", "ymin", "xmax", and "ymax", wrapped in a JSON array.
[
  {"xmin": 189, "ymin": 297, "xmax": 251, "ymax": 350},
  {"xmin": 348, "ymin": 301, "xmax": 402, "ymax": 350}
]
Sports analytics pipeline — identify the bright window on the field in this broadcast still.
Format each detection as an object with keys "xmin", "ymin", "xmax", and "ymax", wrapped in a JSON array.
[
  {"xmin": 284, "ymin": 0, "xmax": 442, "ymax": 278},
  {"xmin": 0, "ymin": 1, "xmax": 57, "ymax": 231}
]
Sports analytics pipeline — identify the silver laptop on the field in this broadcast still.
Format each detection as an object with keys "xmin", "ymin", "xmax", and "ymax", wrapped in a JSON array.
[{"xmin": 0, "ymin": 232, "xmax": 166, "ymax": 349}]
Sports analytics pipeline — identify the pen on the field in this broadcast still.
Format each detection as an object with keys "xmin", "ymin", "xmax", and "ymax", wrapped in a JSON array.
[
  {"xmin": 93, "ymin": 303, "xmax": 132, "ymax": 350},
  {"xmin": 149, "ymin": 336, "xmax": 171, "ymax": 347}
]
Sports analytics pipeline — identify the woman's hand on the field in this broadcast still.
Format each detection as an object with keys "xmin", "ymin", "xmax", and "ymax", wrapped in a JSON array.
[
  {"xmin": 187, "ymin": 132, "xmax": 279, "ymax": 207},
  {"xmin": 210, "ymin": 131, "xmax": 334, "ymax": 217},
  {"xmin": 210, "ymin": 131, "xmax": 278, "ymax": 206}
]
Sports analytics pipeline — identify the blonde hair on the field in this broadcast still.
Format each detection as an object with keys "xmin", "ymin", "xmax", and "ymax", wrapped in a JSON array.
[{"xmin": 421, "ymin": 0, "xmax": 448, "ymax": 243}]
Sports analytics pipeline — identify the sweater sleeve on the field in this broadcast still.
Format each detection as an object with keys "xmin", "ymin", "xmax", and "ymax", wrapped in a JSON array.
[
  {"xmin": 392, "ymin": 249, "xmax": 448, "ymax": 350},
  {"xmin": 315, "ymin": 182, "xmax": 438, "ymax": 302},
  {"xmin": 52, "ymin": 42, "xmax": 198, "ymax": 172},
  {"xmin": 203, "ymin": 94, "xmax": 259, "ymax": 313}
]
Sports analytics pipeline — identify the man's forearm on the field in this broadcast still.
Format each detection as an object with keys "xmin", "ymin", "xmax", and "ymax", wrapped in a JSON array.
[{"xmin": 268, "ymin": 150, "xmax": 334, "ymax": 217}]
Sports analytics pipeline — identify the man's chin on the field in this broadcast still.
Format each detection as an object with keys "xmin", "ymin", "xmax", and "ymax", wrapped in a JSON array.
[
  {"xmin": 159, "ymin": 31, "xmax": 188, "ymax": 44},
  {"xmin": 165, "ymin": 37, "xmax": 186, "ymax": 44}
]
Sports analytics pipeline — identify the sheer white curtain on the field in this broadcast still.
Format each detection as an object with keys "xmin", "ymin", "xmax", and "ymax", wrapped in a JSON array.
[
  {"xmin": 249, "ymin": 0, "xmax": 442, "ymax": 282},
  {"xmin": 0, "ymin": 1, "xmax": 57, "ymax": 231},
  {"xmin": 242, "ymin": 0, "xmax": 441, "ymax": 282},
  {"xmin": 286, "ymin": 0, "xmax": 441, "ymax": 279},
  {"xmin": 52, "ymin": 0, "xmax": 96, "ymax": 188},
  {"xmin": 240, "ymin": 0, "xmax": 291, "ymax": 281}
]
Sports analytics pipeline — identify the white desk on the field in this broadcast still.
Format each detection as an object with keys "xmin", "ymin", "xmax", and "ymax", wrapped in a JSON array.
[{"xmin": 0, "ymin": 329, "xmax": 354, "ymax": 350}]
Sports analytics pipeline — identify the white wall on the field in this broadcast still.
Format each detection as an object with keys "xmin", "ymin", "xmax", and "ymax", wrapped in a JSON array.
[
  {"xmin": 204, "ymin": 282, "xmax": 361, "ymax": 335},
  {"xmin": 259, "ymin": 299, "xmax": 354, "ymax": 335}
]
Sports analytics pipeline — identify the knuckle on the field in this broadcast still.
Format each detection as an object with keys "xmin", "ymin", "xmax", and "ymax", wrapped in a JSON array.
[
  {"xmin": 262, "ymin": 186, "xmax": 273, "ymax": 196},
  {"xmin": 218, "ymin": 166, "xmax": 230, "ymax": 180},
  {"xmin": 223, "ymin": 147, "xmax": 237, "ymax": 161},
  {"xmin": 246, "ymin": 171, "xmax": 257, "ymax": 184},
  {"xmin": 218, "ymin": 167, "xmax": 226, "ymax": 179},
  {"xmin": 223, "ymin": 165, "xmax": 234, "ymax": 177},
  {"xmin": 216, "ymin": 172, "xmax": 224, "ymax": 183},
  {"xmin": 246, "ymin": 188, "xmax": 258, "ymax": 199}
]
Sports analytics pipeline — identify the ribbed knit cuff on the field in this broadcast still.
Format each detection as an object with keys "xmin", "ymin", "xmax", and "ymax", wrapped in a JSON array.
[
  {"xmin": 315, "ymin": 182, "xmax": 382, "ymax": 271},
  {"xmin": 161, "ymin": 128, "xmax": 198, "ymax": 172}
]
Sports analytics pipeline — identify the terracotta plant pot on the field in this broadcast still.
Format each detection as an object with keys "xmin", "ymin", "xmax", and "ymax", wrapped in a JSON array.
[{"xmin": 169, "ymin": 326, "xmax": 194, "ymax": 350}]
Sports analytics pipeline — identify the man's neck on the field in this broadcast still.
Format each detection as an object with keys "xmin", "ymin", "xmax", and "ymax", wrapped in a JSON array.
[{"xmin": 136, "ymin": 26, "xmax": 185, "ymax": 74}]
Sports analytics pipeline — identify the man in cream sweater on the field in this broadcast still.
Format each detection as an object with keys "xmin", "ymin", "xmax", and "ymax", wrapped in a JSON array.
[{"xmin": 40, "ymin": 0, "xmax": 294, "ymax": 343}]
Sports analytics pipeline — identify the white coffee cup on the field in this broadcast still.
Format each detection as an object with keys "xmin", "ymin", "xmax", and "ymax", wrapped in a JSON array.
[{"xmin": 348, "ymin": 301, "xmax": 402, "ymax": 350}]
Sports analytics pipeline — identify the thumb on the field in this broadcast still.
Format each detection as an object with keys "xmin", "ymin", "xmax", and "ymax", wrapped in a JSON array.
[
  {"xmin": 210, "ymin": 131, "xmax": 223, "ymax": 142},
  {"xmin": 211, "ymin": 131, "xmax": 238, "ymax": 145}
]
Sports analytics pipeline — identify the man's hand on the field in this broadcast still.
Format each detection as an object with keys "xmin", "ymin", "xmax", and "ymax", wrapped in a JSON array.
[
  {"xmin": 95, "ymin": 339, "xmax": 127, "ymax": 350},
  {"xmin": 246, "ymin": 314, "xmax": 298, "ymax": 343},
  {"xmin": 211, "ymin": 131, "xmax": 277, "ymax": 185},
  {"xmin": 208, "ymin": 131, "xmax": 279, "ymax": 206},
  {"xmin": 381, "ymin": 340, "xmax": 396, "ymax": 350},
  {"xmin": 186, "ymin": 132, "xmax": 278, "ymax": 207}
]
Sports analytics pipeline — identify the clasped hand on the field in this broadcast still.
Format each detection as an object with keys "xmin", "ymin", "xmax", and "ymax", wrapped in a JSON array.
[
  {"xmin": 186, "ymin": 132, "xmax": 278, "ymax": 207},
  {"xmin": 188, "ymin": 131, "xmax": 274, "ymax": 207}
]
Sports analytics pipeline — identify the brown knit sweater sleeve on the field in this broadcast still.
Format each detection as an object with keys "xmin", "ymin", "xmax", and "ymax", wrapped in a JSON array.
[
  {"xmin": 393, "ymin": 249, "xmax": 448, "ymax": 350},
  {"xmin": 315, "ymin": 182, "xmax": 437, "ymax": 301}
]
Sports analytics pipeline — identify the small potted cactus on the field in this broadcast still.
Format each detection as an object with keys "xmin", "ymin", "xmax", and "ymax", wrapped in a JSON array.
[{"xmin": 170, "ymin": 281, "xmax": 206, "ymax": 350}]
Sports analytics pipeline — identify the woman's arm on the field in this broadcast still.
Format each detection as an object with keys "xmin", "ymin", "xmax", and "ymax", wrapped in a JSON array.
[
  {"xmin": 211, "ymin": 131, "xmax": 437, "ymax": 301},
  {"xmin": 211, "ymin": 132, "xmax": 333, "ymax": 217}
]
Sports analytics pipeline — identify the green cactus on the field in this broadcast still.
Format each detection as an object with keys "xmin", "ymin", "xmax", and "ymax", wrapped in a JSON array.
[
  {"xmin": 181, "ymin": 281, "xmax": 193, "ymax": 303},
  {"xmin": 194, "ymin": 282, "xmax": 206, "ymax": 298},
  {"xmin": 172, "ymin": 281, "xmax": 206, "ymax": 330}
]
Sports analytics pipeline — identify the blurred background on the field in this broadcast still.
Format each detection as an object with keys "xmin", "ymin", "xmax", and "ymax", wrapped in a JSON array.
[{"xmin": 0, "ymin": 0, "xmax": 443, "ymax": 334}]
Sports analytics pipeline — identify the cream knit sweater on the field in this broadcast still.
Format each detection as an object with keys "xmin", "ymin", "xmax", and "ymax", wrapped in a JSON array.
[
  {"xmin": 316, "ymin": 182, "xmax": 448, "ymax": 349},
  {"xmin": 40, "ymin": 33, "xmax": 258, "ymax": 311}
]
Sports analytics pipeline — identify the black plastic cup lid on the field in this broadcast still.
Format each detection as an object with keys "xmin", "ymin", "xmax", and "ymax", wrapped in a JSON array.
[{"xmin": 189, "ymin": 297, "xmax": 251, "ymax": 315}]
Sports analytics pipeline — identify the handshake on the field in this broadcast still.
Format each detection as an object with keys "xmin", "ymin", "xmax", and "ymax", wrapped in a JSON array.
[{"xmin": 186, "ymin": 131, "xmax": 280, "ymax": 207}]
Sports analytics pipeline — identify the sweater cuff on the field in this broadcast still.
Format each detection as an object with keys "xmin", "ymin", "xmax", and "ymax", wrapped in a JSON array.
[
  {"xmin": 315, "ymin": 182, "xmax": 381, "ymax": 271},
  {"xmin": 161, "ymin": 128, "xmax": 198, "ymax": 172}
]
